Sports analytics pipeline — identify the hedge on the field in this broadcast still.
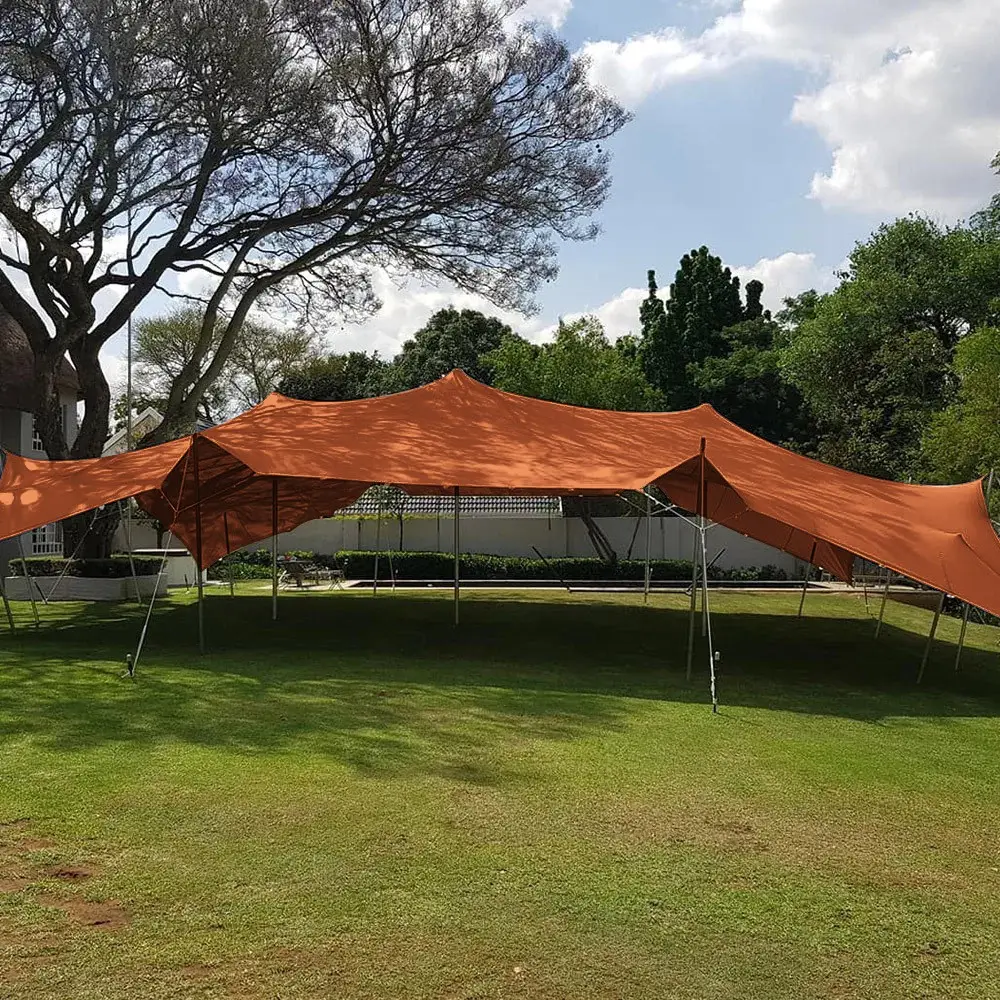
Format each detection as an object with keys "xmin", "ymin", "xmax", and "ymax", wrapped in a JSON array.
[
  {"xmin": 208, "ymin": 549, "xmax": 790, "ymax": 583},
  {"xmin": 8, "ymin": 555, "xmax": 165, "ymax": 579}
]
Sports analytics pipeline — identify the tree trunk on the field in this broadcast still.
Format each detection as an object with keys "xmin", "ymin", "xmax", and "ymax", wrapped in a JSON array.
[{"xmin": 61, "ymin": 506, "xmax": 121, "ymax": 561}]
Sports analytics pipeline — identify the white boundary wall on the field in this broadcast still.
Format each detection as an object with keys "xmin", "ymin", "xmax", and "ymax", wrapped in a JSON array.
[{"xmin": 119, "ymin": 516, "xmax": 804, "ymax": 575}]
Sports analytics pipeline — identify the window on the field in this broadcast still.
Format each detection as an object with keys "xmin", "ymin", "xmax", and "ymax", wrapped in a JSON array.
[
  {"xmin": 31, "ymin": 523, "xmax": 63, "ymax": 556},
  {"xmin": 30, "ymin": 416, "xmax": 44, "ymax": 453}
]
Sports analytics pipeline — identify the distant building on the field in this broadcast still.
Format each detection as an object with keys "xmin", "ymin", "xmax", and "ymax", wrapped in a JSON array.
[
  {"xmin": 103, "ymin": 408, "xmax": 214, "ymax": 455},
  {"xmin": 0, "ymin": 310, "xmax": 82, "ymax": 569}
]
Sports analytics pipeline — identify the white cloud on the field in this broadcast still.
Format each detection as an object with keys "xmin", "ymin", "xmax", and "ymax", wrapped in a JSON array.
[
  {"xmin": 509, "ymin": 0, "xmax": 572, "ymax": 29},
  {"xmin": 732, "ymin": 251, "xmax": 840, "ymax": 311},
  {"xmin": 579, "ymin": 0, "xmax": 1000, "ymax": 216}
]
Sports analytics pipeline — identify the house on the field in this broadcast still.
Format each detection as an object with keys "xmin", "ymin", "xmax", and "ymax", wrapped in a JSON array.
[
  {"xmin": 0, "ymin": 310, "xmax": 82, "ymax": 570},
  {"xmin": 103, "ymin": 408, "xmax": 214, "ymax": 455}
]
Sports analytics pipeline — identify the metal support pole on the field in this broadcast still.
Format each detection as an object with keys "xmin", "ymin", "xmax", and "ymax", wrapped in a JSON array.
[
  {"xmin": 192, "ymin": 436, "xmax": 205, "ymax": 654},
  {"xmin": 271, "ymin": 478, "xmax": 279, "ymax": 621},
  {"xmin": 453, "ymin": 486, "xmax": 460, "ymax": 626},
  {"xmin": 797, "ymin": 540, "xmax": 818, "ymax": 618},
  {"xmin": 131, "ymin": 532, "xmax": 174, "ymax": 678},
  {"xmin": 0, "ymin": 574, "xmax": 14, "ymax": 632},
  {"xmin": 16, "ymin": 535, "xmax": 39, "ymax": 627},
  {"xmin": 223, "ymin": 512, "xmax": 234, "ymax": 597},
  {"xmin": 686, "ymin": 438, "xmax": 706, "ymax": 680},
  {"xmin": 917, "ymin": 591, "xmax": 946, "ymax": 684},
  {"xmin": 955, "ymin": 603, "xmax": 971, "ymax": 671},
  {"xmin": 119, "ymin": 501, "xmax": 142, "ymax": 605},
  {"xmin": 701, "ymin": 526, "xmax": 719, "ymax": 713},
  {"xmin": 874, "ymin": 568, "xmax": 891, "ymax": 638},
  {"xmin": 699, "ymin": 441, "xmax": 709, "ymax": 637},
  {"xmin": 373, "ymin": 489, "xmax": 383, "ymax": 596},
  {"xmin": 643, "ymin": 490, "xmax": 652, "ymax": 604}
]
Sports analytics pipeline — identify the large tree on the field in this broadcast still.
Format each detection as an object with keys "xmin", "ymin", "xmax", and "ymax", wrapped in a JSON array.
[
  {"xmin": 0, "ymin": 0, "xmax": 628, "ymax": 467},
  {"xmin": 780, "ymin": 212, "xmax": 1000, "ymax": 480},
  {"xmin": 276, "ymin": 350, "xmax": 389, "ymax": 402},
  {"xmin": 126, "ymin": 307, "xmax": 324, "ymax": 424},
  {"xmin": 488, "ymin": 315, "xmax": 662, "ymax": 410},
  {"xmin": 384, "ymin": 307, "xmax": 513, "ymax": 390},
  {"xmin": 640, "ymin": 249, "xmax": 748, "ymax": 409}
]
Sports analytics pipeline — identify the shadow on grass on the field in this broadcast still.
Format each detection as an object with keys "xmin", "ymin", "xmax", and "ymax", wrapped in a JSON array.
[{"xmin": 0, "ymin": 592, "xmax": 999, "ymax": 777}]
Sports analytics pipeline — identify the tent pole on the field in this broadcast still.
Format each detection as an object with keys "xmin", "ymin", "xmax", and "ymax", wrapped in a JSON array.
[
  {"xmin": 954, "ymin": 603, "xmax": 971, "ymax": 672},
  {"xmin": 119, "ymin": 501, "xmax": 142, "ymax": 605},
  {"xmin": 16, "ymin": 535, "xmax": 39, "ymax": 627},
  {"xmin": 453, "ymin": 486, "xmax": 461, "ymax": 626},
  {"xmin": 271, "ymin": 478, "xmax": 279, "ymax": 621},
  {"xmin": 130, "ymin": 532, "xmax": 174, "ymax": 678},
  {"xmin": 797, "ymin": 540, "xmax": 818, "ymax": 618},
  {"xmin": 700, "ymin": 525, "xmax": 718, "ymax": 713},
  {"xmin": 373, "ymin": 488, "xmax": 383, "ymax": 596},
  {"xmin": 0, "ymin": 574, "xmax": 14, "ymax": 632},
  {"xmin": 699, "ymin": 439, "xmax": 708, "ymax": 637},
  {"xmin": 192, "ymin": 435, "xmax": 205, "ymax": 654},
  {"xmin": 954, "ymin": 469, "xmax": 995, "ymax": 671},
  {"xmin": 917, "ymin": 591, "xmax": 945, "ymax": 684},
  {"xmin": 874, "ymin": 568, "xmax": 891, "ymax": 638},
  {"xmin": 686, "ymin": 438, "xmax": 706, "ymax": 681},
  {"xmin": 643, "ymin": 490, "xmax": 652, "ymax": 604},
  {"xmin": 223, "ymin": 512, "xmax": 234, "ymax": 598}
]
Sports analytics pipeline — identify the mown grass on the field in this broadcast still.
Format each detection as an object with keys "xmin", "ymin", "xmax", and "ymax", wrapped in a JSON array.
[{"xmin": 1, "ymin": 585, "xmax": 1000, "ymax": 999}]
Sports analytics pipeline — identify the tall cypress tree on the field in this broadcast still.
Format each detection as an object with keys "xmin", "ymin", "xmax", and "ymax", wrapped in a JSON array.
[{"xmin": 640, "ymin": 247, "xmax": 747, "ymax": 408}]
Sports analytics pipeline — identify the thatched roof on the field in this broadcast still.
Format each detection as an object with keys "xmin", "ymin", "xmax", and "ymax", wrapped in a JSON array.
[{"xmin": 0, "ymin": 310, "xmax": 81, "ymax": 412}]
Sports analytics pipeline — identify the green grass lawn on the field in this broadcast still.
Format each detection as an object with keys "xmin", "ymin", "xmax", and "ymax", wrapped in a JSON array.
[{"xmin": 2, "ymin": 585, "xmax": 1000, "ymax": 999}]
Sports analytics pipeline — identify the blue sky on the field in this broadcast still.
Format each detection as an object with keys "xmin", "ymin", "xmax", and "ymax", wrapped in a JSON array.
[{"xmin": 100, "ymin": 0, "xmax": 1000, "ymax": 381}]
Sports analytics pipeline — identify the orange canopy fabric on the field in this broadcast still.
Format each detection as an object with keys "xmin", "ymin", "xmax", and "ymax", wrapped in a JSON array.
[{"xmin": 2, "ymin": 369, "xmax": 999, "ymax": 616}]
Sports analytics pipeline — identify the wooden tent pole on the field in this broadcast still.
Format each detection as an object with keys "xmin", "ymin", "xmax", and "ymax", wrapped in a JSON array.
[
  {"xmin": 453, "ymin": 486, "xmax": 460, "ymax": 626},
  {"xmin": 223, "ymin": 511, "xmax": 234, "ymax": 598},
  {"xmin": 797, "ymin": 540, "xmax": 818, "ymax": 618},
  {"xmin": 917, "ymin": 591, "xmax": 946, "ymax": 684}
]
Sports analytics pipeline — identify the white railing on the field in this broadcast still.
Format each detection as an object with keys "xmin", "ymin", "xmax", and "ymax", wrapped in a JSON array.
[{"xmin": 31, "ymin": 523, "xmax": 63, "ymax": 556}]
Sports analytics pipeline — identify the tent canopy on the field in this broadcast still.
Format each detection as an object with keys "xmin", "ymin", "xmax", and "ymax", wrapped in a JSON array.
[{"xmin": 1, "ymin": 369, "xmax": 998, "ymax": 614}]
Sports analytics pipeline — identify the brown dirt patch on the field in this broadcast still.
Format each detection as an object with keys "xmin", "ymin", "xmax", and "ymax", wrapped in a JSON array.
[
  {"xmin": 0, "ymin": 876, "xmax": 29, "ymax": 893},
  {"xmin": 37, "ymin": 894, "xmax": 128, "ymax": 931},
  {"xmin": 42, "ymin": 865, "xmax": 96, "ymax": 882},
  {"xmin": 18, "ymin": 838, "xmax": 55, "ymax": 852}
]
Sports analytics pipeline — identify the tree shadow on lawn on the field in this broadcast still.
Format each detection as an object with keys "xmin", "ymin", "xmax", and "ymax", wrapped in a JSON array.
[{"xmin": 0, "ymin": 593, "xmax": 998, "ymax": 774}]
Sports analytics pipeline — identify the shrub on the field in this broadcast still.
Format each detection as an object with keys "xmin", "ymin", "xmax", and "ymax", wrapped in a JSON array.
[{"xmin": 8, "ymin": 556, "xmax": 165, "ymax": 579}]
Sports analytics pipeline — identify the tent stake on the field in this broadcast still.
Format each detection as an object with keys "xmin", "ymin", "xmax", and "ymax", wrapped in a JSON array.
[
  {"xmin": 16, "ymin": 535, "xmax": 39, "ymax": 627},
  {"xmin": 643, "ymin": 490, "xmax": 652, "ymax": 604},
  {"xmin": 917, "ymin": 591, "xmax": 945, "ymax": 684},
  {"xmin": 192, "ymin": 435, "xmax": 205, "ymax": 654},
  {"xmin": 0, "ymin": 574, "xmax": 14, "ymax": 632},
  {"xmin": 797, "ymin": 540, "xmax": 818, "ymax": 618},
  {"xmin": 271, "ymin": 478, "xmax": 279, "ymax": 621},
  {"xmin": 453, "ymin": 486, "xmax": 460, "ymax": 626},
  {"xmin": 874, "ymin": 568, "xmax": 891, "ymax": 638},
  {"xmin": 373, "ymin": 488, "xmax": 383, "ymax": 596}
]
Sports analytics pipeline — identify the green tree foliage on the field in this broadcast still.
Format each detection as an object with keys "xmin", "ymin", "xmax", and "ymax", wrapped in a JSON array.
[
  {"xmin": 489, "ymin": 316, "xmax": 663, "ymax": 411},
  {"xmin": 781, "ymin": 284, "xmax": 952, "ymax": 480},
  {"xmin": 277, "ymin": 352, "xmax": 389, "ymax": 402},
  {"xmin": 640, "ymin": 248, "xmax": 745, "ymax": 408},
  {"xmin": 780, "ymin": 213, "xmax": 1000, "ymax": 480},
  {"xmin": 689, "ymin": 317, "xmax": 815, "ymax": 449},
  {"xmin": 384, "ymin": 309, "xmax": 514, "ymax": 390},
  {"xmin": 921, "ymin": 326, "xmax": 1000, "ymax": 487}
]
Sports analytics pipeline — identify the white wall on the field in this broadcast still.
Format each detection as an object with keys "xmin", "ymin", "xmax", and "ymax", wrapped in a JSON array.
[{"xmin": 119, "ymin": 515, "xmax": 804, "ymax": 575}]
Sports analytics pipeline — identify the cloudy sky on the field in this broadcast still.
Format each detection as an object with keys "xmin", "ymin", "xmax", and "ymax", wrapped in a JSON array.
[{"xmin": 102, "ymin": 0, "xmax": 1000, "ymax": 382}]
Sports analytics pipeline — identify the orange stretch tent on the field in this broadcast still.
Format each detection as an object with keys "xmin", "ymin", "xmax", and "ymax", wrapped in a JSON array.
[{"xmin": 1, "ymin": 369, "xmax": 999, "ymax": 615}]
